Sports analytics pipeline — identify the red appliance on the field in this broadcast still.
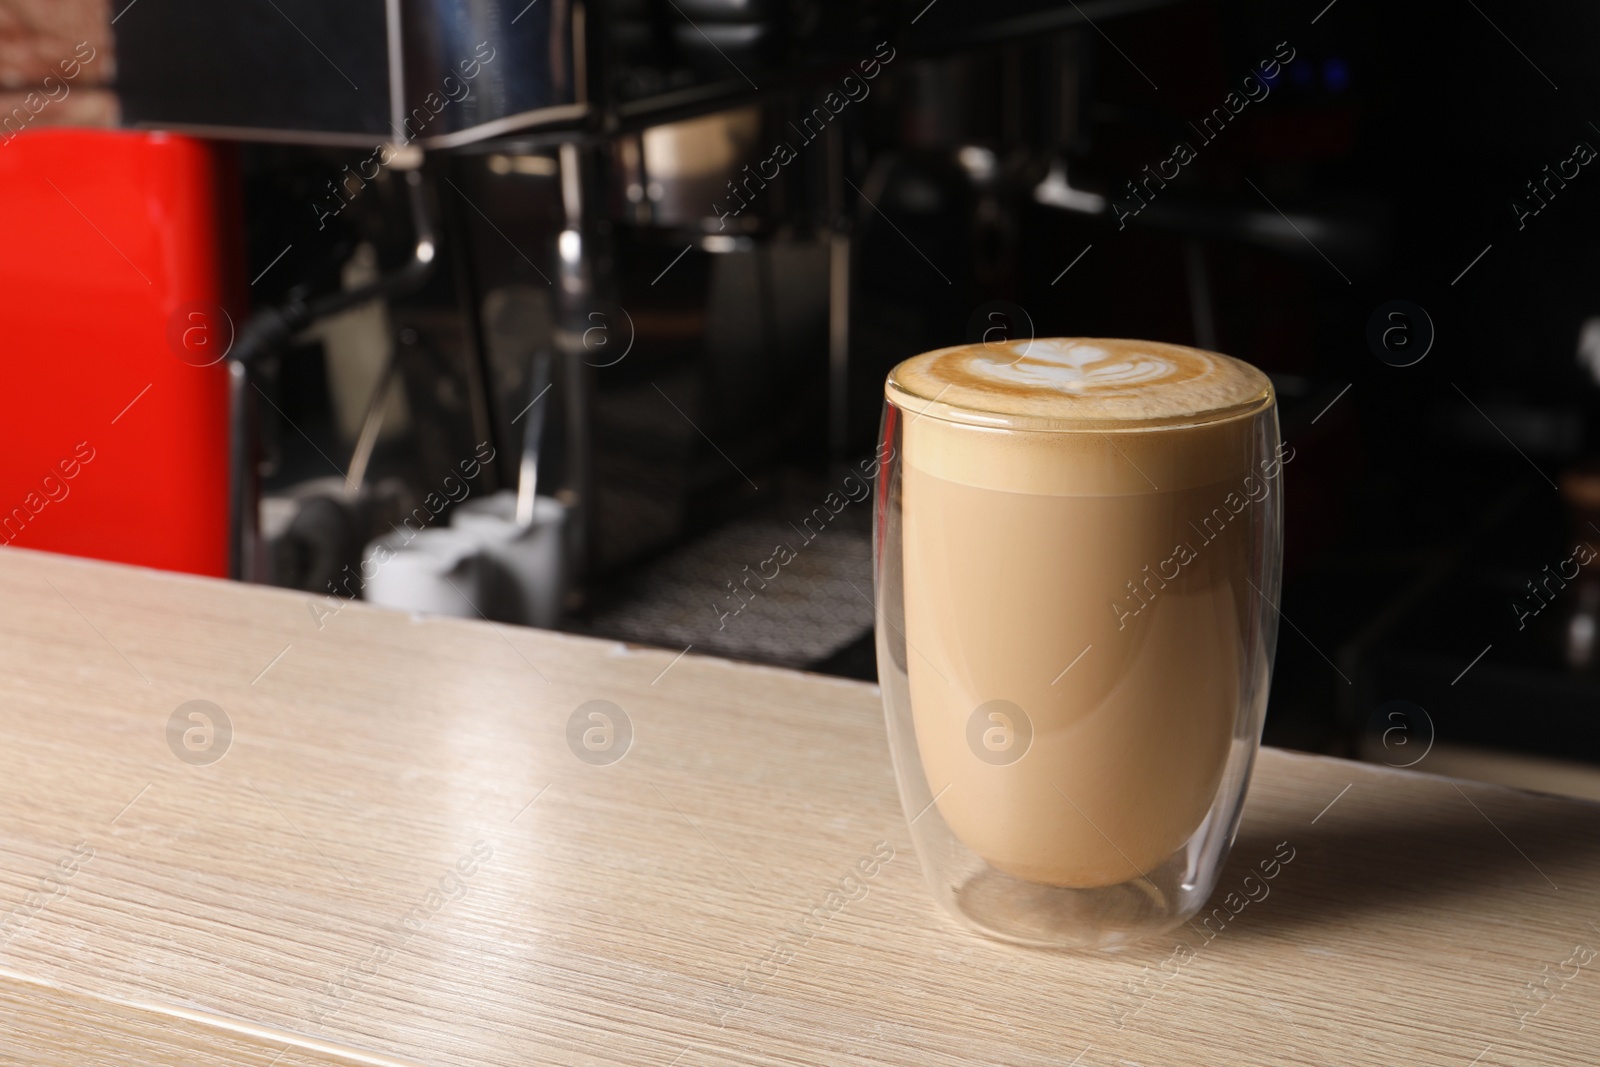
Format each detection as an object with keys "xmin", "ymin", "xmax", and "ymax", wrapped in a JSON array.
[{"xmin": 0, "ymin": 128, "xmax": 239, "ymax": 577}]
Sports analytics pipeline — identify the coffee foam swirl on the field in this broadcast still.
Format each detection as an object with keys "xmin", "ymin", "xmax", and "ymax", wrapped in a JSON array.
[
  {"xmin": 967, "ymin": 340, "xmax": 1179, "ymax": 394},
  {"xmin": 889, "ymin": 337, "xmax": 1271, "ymax": 426}
]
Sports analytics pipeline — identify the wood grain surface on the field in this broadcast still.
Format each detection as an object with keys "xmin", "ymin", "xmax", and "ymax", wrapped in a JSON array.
[
  {"xmin": 0, "ymin": 969, "xmax": 428, "ymax": 1066},
  {"xmin": 0, "ymin": 546, "xmax": 1596, "ymax": 1066}
]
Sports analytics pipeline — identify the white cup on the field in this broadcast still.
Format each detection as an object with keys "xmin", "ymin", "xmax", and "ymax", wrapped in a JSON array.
[
  {"xmin": 361, "ymin": 526, "xmax": 483, "ymax": 619},
  {"xmin": 450, "ymin": 490, "xmax": 566, "ymax": 628}
]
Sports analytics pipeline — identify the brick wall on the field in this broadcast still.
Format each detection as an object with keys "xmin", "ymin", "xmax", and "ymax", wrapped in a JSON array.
[{"xmin": 0, "ymin": 0, "xmax": 116, "ymax": 132}]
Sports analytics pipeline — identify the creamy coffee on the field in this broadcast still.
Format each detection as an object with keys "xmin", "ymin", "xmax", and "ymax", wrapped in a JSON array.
[{"xmin": 887, "ymin": 338, "xmax": 1275, "ymax": 888}]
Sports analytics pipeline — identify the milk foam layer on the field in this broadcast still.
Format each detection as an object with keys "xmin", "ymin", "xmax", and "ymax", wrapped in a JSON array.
[{"xmin": 888, "ymin": 337, "xmax": 1271, "ymax": 426}]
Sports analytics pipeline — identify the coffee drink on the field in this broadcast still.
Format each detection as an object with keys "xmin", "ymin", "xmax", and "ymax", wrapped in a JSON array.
[{"xmin": 885, "ymin": 338, "xmax": 1280, "ymax": 890}]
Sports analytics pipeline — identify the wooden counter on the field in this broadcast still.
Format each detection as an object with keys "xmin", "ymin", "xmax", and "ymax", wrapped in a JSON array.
[{"xmin": 0, "ymin": 547, "xmax": 1596, "ymax": 1065}]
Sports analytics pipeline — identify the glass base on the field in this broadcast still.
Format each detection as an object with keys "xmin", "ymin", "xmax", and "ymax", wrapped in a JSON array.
[{"xmin": 943, "ymin": 860, "xmax": 1199, "ymax": 951}]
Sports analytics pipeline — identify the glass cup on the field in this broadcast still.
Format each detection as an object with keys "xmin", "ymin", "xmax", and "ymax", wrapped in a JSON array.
[{"xmin": 873, "ymin": 337, "xmax": 1284, "ymax": 949}]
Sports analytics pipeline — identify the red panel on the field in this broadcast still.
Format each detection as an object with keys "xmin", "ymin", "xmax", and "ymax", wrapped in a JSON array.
[{"xmin": 0, "ymin": 128, "xmax": 238, "ymax": 577}]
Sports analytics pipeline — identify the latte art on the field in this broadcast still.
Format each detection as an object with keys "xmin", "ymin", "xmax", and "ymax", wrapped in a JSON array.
[{"xmin": 969, "ymin": 340, "xmax": 1179, "ymax": 395}]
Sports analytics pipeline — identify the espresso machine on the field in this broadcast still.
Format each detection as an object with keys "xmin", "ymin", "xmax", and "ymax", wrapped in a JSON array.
[{"xmin": 106, "ymin": 0, "xmax": 1169, "ymax": 665}]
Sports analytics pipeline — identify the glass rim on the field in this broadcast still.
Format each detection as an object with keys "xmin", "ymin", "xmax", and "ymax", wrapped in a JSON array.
[{"xmin": 884, "ymin": 376, "xmax": 1275, "ymax": 434}]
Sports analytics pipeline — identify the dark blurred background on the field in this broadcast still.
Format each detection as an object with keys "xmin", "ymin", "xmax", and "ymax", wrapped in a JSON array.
[{"xmin": 6, "ymin": 0, "xmax": 1600, "ymax": 795}]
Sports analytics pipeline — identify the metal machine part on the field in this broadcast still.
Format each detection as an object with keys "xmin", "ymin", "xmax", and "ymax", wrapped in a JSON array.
[
  {"xmin": 228, "ymin": 168, "xmax": 438, "ymax": 580},
  {"xmin": 113, "ymin": 0, "xmax": 583, "ymax": 149},
  {"xmin": 481, "ymin": 285, "xmax": 556, "ymax": 523}
]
